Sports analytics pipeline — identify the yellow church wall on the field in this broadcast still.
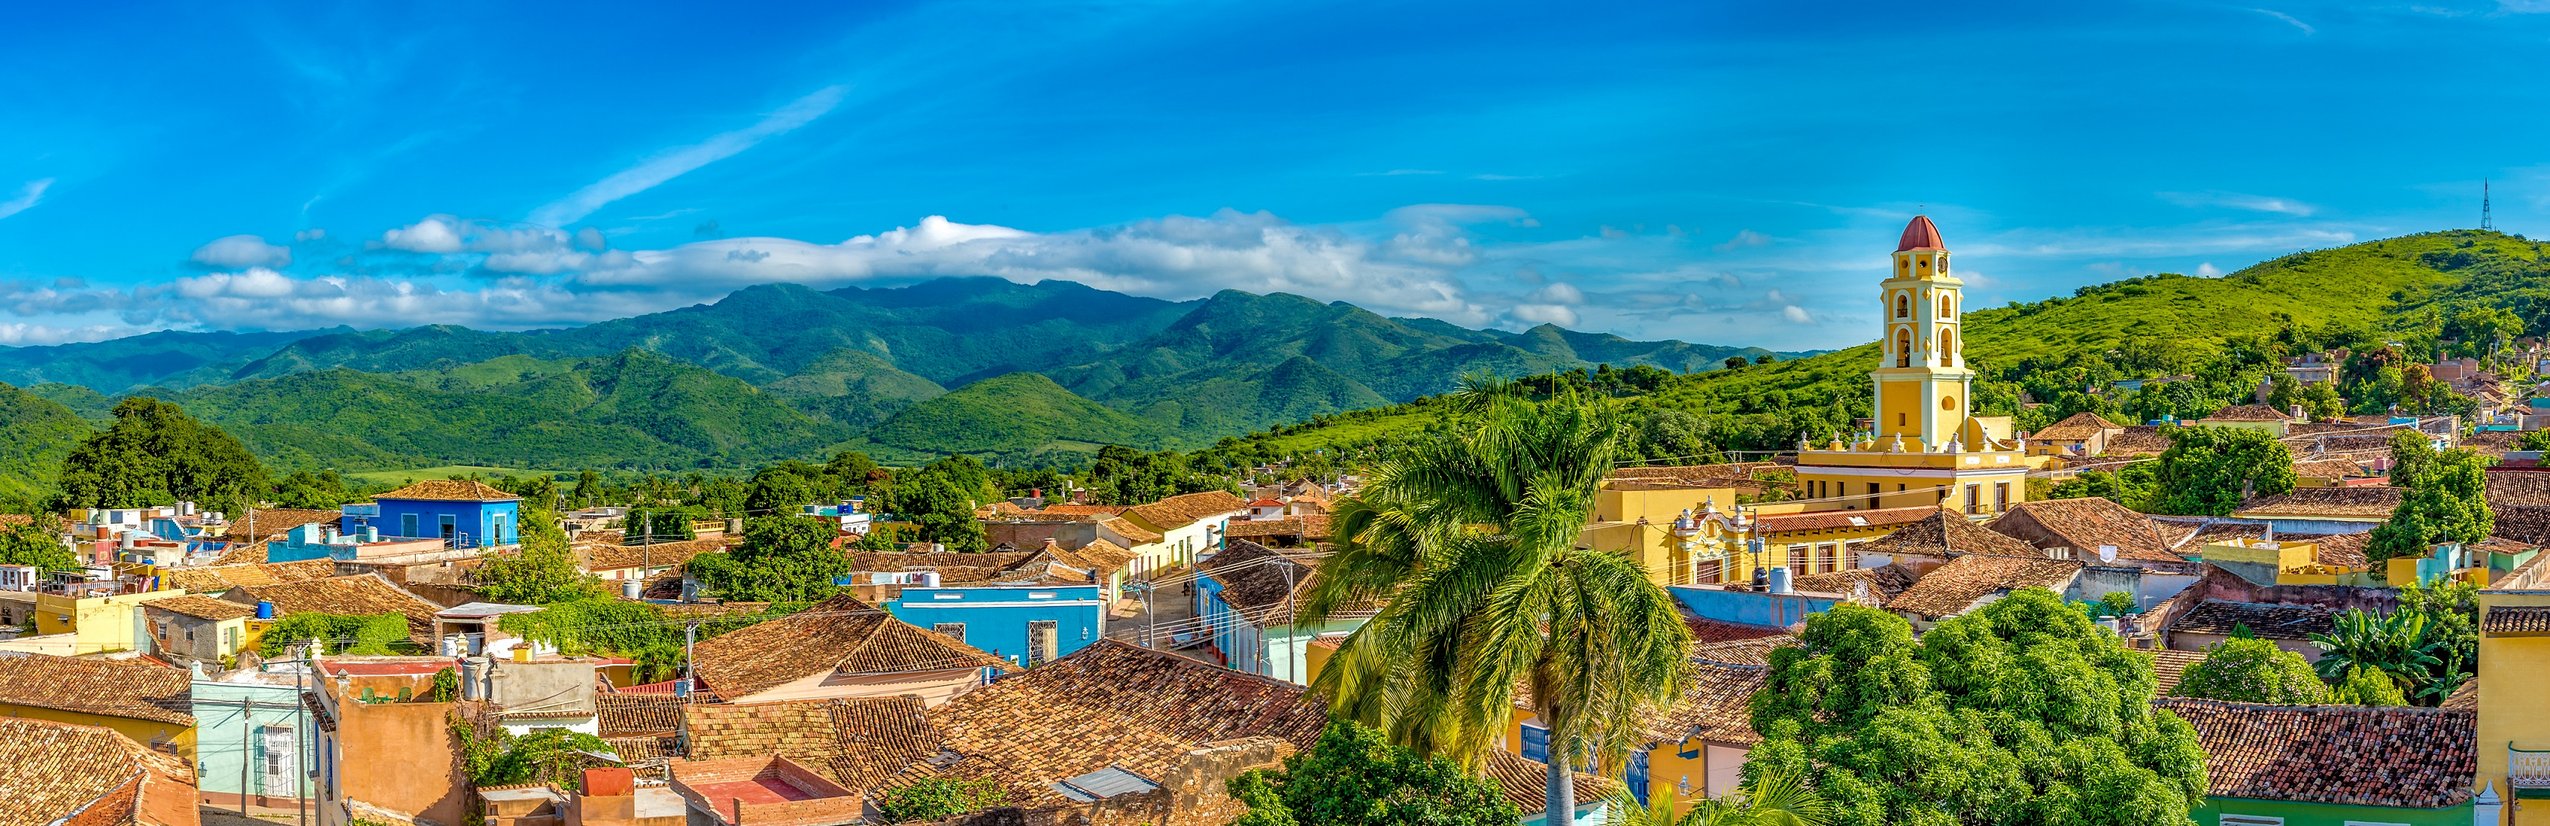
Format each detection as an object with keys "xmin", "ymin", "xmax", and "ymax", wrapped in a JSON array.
[
  {"xmin": 1877, "ymin": 383, "xmax": 1923, "ymax": 436},
  {"xmin": 1595, "ymin": 486, "xmax": 1739, "ymax": 525}
]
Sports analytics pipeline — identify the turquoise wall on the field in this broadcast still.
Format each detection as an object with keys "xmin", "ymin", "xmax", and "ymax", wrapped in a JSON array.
[{"xmin": 193, "ymin": 678, "xmax": 317, "ymax": 800}]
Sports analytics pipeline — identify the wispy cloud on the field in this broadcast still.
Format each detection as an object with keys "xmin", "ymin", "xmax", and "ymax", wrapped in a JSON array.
[
  {"xmin": 2249, "ymin": 7, "xmax": 2317, "ymax": 34},
  {"xmin": 1714, "ymin": 229, "xmax": 1772, "ymax": 252},
  {"xmin": 528, "ymin": 85, "xmax": 848, "ymax": 227},
  {"xmin": 2502, "ymin": 0, "xmax": 2550, "ymax": 12},
  {"xmin": 2158, "ymin": 190, "xmax": 2318, "ymax": 216},
  {"xmin": 0, "ymin": 178, "xmax": 54, "ymax": 220}
]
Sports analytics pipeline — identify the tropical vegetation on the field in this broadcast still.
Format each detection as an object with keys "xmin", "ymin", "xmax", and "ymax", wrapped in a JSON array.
[{"xmin": 1227, "ymin": 721, "xmax": 1522, "ymax": 826}]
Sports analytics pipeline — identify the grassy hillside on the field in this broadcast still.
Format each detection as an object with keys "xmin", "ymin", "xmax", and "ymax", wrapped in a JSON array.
[
  {"xmin": 1223, "ymin": 229, "xmax": 2548, "ymax": 461},
  {"xmin": 0, "ymin": 384, "xmax": 96, "ymax": 504},
  {"xmin": 856, "ymin": 372, "xmax": 1169, "ymax": 462}
]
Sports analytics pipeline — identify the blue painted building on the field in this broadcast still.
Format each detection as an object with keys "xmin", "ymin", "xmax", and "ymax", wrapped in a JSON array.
[
  {"xmin": 341, "ymin": 480, "xmax": 521, "ymax": 549},
  {"xmin": 1192, "ymin": 540, "xmax": 1369, "ymax": 684},
  {"xmin": 194, "ymin": 673, "xmax": 317, "ymax": 810},
  {"xmin": 885, "ymin": 582, "xmax": 1106, "ymax": 668}
]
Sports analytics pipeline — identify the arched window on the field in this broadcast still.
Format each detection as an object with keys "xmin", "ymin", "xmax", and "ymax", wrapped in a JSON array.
[
  {"xmin": 1895, "ymin": 328, "xmax": 1912, "ymax": 368},
  {"xmin": 1939, "ymin": 295, "xmax": 1952, "ymax": 318},
  {"xmin": 1938, "ymin": 327, "xmax": 1956, "ymax": 364},
  {"xmin": 1894, "ymin": 294, "xmax": 1909, "ymax": 319}
]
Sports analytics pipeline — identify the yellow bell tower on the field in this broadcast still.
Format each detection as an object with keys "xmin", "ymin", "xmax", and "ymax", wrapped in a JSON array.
[{"xmin": 1874, "ymin": 215, "xmax": 1971, "ymax": 450}]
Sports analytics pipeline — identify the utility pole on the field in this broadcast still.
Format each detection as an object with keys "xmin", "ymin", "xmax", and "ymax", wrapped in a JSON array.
[
  {"xmin": 679, "ymin": 621, "xmax": 699, "ymax": 698},
  {"xmin": 240, "ymin": 696, "xmax": 252, "ymax": 817}
]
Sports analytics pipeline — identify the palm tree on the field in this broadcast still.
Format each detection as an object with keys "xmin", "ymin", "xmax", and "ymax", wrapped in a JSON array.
[
  {"xmin": 2309, "ymin": 608, "xmax": 2445, "ymax": 703},
  {"xmin": 1606, "ymin": 771, "xmax": 1834, "ymax": 826},
  {"xmin": 1298, "ymin": 380, "xmax": 1693, "ymax": 820}
]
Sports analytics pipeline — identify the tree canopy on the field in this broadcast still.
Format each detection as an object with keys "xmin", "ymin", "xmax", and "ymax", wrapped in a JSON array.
[
  {"xmin": 0, "ymin": 518, "xmax": 76, "ymax": 572},
  {"xmin": 882, "ymin": 457, "xmax": 990, "ymax": 552},
  {"xmin": 2367, "ymin": 430, "xmax": 2492, "ymax": 565},
  {"xmin": 687, "ymin": 515, "xmax": 849, "ymax": 602},
  {"xmin": 2170, "ymin": 638, "xmax": 2329, "ymax": 705},
  {"xmin": 1227, "ymin": 721, "xmax": 1521, "ymax": 826},
  {"xmin": 1745, "ymin": 590, "xmax": 2206, "ymax": 826},
  {"xmin": 474, "ymin": 506, "xmax": 601, "ymax": 605},
  {"xmin": 2143, "ymin": 426, "xmax": 2295, "ymax": 516},
  {"xmin": 55, "ymin": 397, "xmax": 270, "ymax": 516}
]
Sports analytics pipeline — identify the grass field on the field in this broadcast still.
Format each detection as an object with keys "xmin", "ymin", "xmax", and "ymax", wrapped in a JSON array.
[{"xmin": 345, "ymin": 464, "xmax": 556, "ymax": 486}]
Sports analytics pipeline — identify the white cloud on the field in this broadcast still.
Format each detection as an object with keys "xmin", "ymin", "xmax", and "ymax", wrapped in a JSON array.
[
  {"xmin": 189, "ymin": 234, "xmax": 293, "ymax": 269},
  {"xmin": 0, "ymin": 178, "xmax": 53, "ymax": 220},
  {"xmin": 1782, "ymin": 305, "xmax": 1813, "ymax": 323},
  {"xmin": 294, "ymin": 228, "xmax": 328, "ymax": 243},
  {"xmin": 528, "ymin": 85, "xmax": 846, "ymax": 227},
  {"xmin": 2195, "ymin": 262, "xmax": 2223, "ymax": 277},
  {"xmin": 1530, "ymin": 282, "xmax": 1585, "ymax": 304},
  {"xmin": 1511, "ymin": 304, "xmax": 1579, "ymax": 326},
  {"xmin": 1714, "ymin": 229, "xmax": 1772, "ymax": 252},
  {"xmin": 381, "ymin": 215, "xmax": 465, "ymax": 253},
  {"xmin": 2157, "ymin": 191, "xmax": 2317, "ymax": 216}
]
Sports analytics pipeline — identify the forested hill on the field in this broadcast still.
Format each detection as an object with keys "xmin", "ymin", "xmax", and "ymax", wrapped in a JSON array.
[
  {"xmin": 0, "ymin": 277, "xmax": 1798, "ymax": 484},
  {"xmin": 1210, "ymin": 229, "xmax": 2550, "ymax": 467}
]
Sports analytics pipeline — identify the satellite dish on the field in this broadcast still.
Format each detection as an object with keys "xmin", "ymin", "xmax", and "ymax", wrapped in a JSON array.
[{"xmin": 2097, "ymin": 544, "xmax": 2118, "ymax": 564}]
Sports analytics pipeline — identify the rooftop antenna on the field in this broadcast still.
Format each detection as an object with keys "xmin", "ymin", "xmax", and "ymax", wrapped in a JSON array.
[{"xmin": 2483, "ymin": 179, "xmax": 2495, "ymax": 232}]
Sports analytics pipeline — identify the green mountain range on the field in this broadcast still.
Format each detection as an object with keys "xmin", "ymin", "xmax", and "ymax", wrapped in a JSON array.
[{"xmin": 0, "ymin": 277, "xmax": 1796, "ymax": 483}]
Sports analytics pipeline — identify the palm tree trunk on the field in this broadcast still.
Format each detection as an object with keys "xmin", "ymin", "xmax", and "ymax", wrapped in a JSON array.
[{"xmin": 1546, "ymin": 734, "xmax": 1574, "ymax": 825}]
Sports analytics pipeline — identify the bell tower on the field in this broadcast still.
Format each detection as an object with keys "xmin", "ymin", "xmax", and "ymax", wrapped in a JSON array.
[{"xmin": 1873, "ymin": 215, "xmax": 1971, "ymax": 449}]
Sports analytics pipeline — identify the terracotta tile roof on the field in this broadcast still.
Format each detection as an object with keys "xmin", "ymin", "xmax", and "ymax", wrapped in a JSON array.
[
  {"xmin": 2104, "ymin": 425, "xmax": 2175, "ymax": 456},
  {"xmin": 682, "ymin": 696, "xmax": 943, "ymax": 795},
  {"xmin": 1755, "ymin": 504, "xmax": 1945, "ymax": 536},
  {"xmin": 1688, "ymin": 634, "xmax": 1798, "ymax": 667},
  {"xmin": 162, "ymin": 559, "xmax": 338, "ymax": 593},
  {"xmin": 602, "ymin": 734, "xmax": 675, "ymax": 763},
  {"xmin": 1885, "ymin": 555, "xmax": 2083, "ymax": 618},
  {"xmin": 923, "ymin": 639, "xmax": 1327, "ymax": 806},
  {"xmin": 223, "ymin": 574, "xmax": 443, "ymax": 639},
  {"xmin": 2172, "ymin": 600, "xmax": 2337, "ymax": 641},
  {"xmin": 0, "ymin": 718, "xmax": 198, "ymax": 826},
  {"xmin": 2153, "ymin": 519, "xmax": 2264, "ymax": 552},
  {"xmin": 1200, "ymin": 541, "xmax": 1346, "ymax": 623},
  {"xmin": 1642, "ymin": 659, "xmax": 1768, "ymax": 748},
  {"xmin": 1052, "ymin": 539, "xmax": 1137, "ymax": 574},
  {"xmin": 207, "ymin": 541, "xmax": 268, "ymax": 566},
  {"xmin": 690, "ymin": 594, "xmax": 1010, "ymax": 699},
  {"xmin": 1096, "ymin": 516, "xmax": 1163, "ymax": 546},
  {"xmin": 1681, "ymin": 617, "xmax": 1791, "ymax": 645},
  {"xmin": 2494, "ymin": 504, "xmax": 2550, "ymax": 545},
  {"xmin": 225, "ymin": 508, "xmax": 341, "ymax": 541},
  {"xmin": 2489, "ymin": 472, "xmax": 2550, "ymax": 507},
  {"xmin": 1789, "ymin": 565, "xmax": 1918, "ymax": 605},
  {"xmin": 1123, "ymin": 491, "xmax": 1248, "ymax": 531},
  {"xmin": 2032, "ymin": 412, "xmax": 2122, "ymax": 441},
  {"xmin": 1604, "ymin": 462, "xmax": 1779, "ymax": 491},
  {"xmin": 2205, "ymin": 404, "xmax": 2295, "ymax": 422},
  {"xmin": 371, "ymin": 479, "xmax": 520, "ymax": 502},
  {"xmin": 2291, "ymin": 458, "xmax": 2367, "ymax": 481},
  {"xmin": 2484, "ymin": 605, "xmax": 2550, "ymax": 634},
  {"xmin": 2148, "ymin": 649, "xmax": 2206, "ymax": 695},
  {"xmin": 1858, "ymin": 508, "xmax": 2043, "ymax": 559},
  {"xmin": 1992, "ymin": 498, "xmax": 2185, "ymax": 565},
  {"xmin": 1035, "ymin": 504, "xmax": 1129, "ymax": 517},
  {"xmin": 142, "ymin": 594, "xmax": 259, "ymax": 622},
  {"xmin": 2155, "ymin": 698, "xmax": 2475, "ymax": 808},
  {"xmin": 1223, "ymin": 515, "xmax": 1333, "ymax": 542},
  {"xmin": 2234, "ymin": 486, "xmax": 2403, "ymax": 519},
  {"xmin": 0, "ymin": 654, "xmax": 192, "ymax": 726},
  {"xmin": 596, "ymin": 693, "xmax": 687, "ymax": 738},
  {"xmin": 2442, "ymin": 680, "xmax": 2479, "ymax": 710},
  {"xmin": 583, "ymin": 538, "xmax": 729, "ymax": 573},
  {"xmin": 1484, "ymin": 750, "xmax": 1616, "ymax": 816},
  {"xmin": 2295, "ymin": 532, "xmax": 2371, "ymax": 567}
]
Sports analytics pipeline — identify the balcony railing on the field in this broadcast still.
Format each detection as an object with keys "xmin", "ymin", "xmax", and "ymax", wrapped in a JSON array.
[{"xmin": 2511, "ymin": 745, "xmax": 2550, "ymax": 789}]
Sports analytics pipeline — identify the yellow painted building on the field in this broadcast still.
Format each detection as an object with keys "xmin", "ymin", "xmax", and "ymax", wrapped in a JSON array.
[
  {"xmin": 32, "ymin": 588, "xmax": 188, "ymax": 654},
  {"xmin": 1792, "ymin": 216, "xmax": 2030, "ymax": 519},
  {"xmin": 0, "ymin": 654, "xmax": 198, "ymax": 761},
  {"xmin": 2477, "ymin": 553, "xmax": 2550, "ymax": 823}
]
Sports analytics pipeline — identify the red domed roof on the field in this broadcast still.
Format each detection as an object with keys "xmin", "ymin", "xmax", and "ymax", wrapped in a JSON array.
[{"xmin": 1896, "ymin": 215, "xmax": 1944, "ymax": 251}]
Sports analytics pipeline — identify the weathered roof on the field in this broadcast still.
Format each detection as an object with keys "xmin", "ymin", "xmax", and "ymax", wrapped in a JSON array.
[
  {"xmin": 1754, "ymin": 504, "xmax": 1943, "ymax": 536},
  {"xmin": 0, "ymin": 718, "xmax": 198, "ymax": 826},
  {"xmin": 1992, "ymin": 497, "xmax": 2185, "ymax": 564},
  {"xmin": 1484, "ymin": 749, "xmax": 1617, "ymax": 816},
  {"xmin": 583, "ymin": 538, "xmax": 727, "ymax": 573},
  {"xmin": 2234, "ymin": 486, "xmax": 2403, "ymax": 519},
  {"xmin": 1224, "ymin": 515, "xmax": 1333, "ymax": 542},
  {"xmin": 1201, "ymin": 541, "xmax": 1354, "ymax": 623},
  {"xmin": 1605, "ymin": 462, "xmax": 1778, "ymax": 488},
  {"xmin": 371, "ymin": 479, "xmax": 520, "ymax": 502},
  {"xmin": 1123, "ymin": 491, "xmax": 1248, "ymax": 531},
  {"xmin": 226, "ymin": 508, "xmax": 341, "ymax": 541},
  {"xmin": 2148, "ymin": 649, "xmax": 2206, "ymax": 696},
  {"xmin": 2488, "ymin": 472, "xmax": 2550, "ymax": 507},
  {"xmin": 2105, "ymin": 425, "xmax": 2175, "ymax": 456},
  {"xmin": 1688, "ymin": 634, "xmax": 1799, "ymax": 668},
  {"xmin": 923, "ymin": 639, "xmax": 1327, "ymax": 806},
  {"xmin": 223, "ymin": 574, "xmax": 442, "ymax": 639},
  {"xmin": 1096, "ymin": 516, "xmax": 1164, "ymax": 546},
  {"xmin": 682, "ymin": 696, "xmax": 944, "ymax": 796},
  {"xmin": 1788, "ymin": 565, "xmax": 1918, "ymax": 605},
  {"xmin": 2155, "ymin": 698, "xmax": 2475, "ymax": 809},
  {"xmin": 0, "ymin": 654, "xmax": 193, "ymax": 726},
  {"xmin": 142, "ymin": 594, "xmax": 259, "ymax": 622},
  {"xmin": 595, "ymin": 692, "xmax": 686, "ymax": 739},
  {"xmin": 1885, "ymin": 555, "xmax": 2082, "ymax": 618},
  {"xmin": 2205, "ymin": 404, "xmax": 2295, "ymax": 422},
  {"xmin": 162, "ymin": 559, "xmax": 338, "ymax": 593},
  {"xmin": 1641, "ymin": 659, "xmax": 1768, "ymax": 747},
  {"xmin": 1042, "ymin": 539, "xmax": 1137, "ymax": 576},
  {"xmin": 2484, "ymin": 605, "xmax": 2550, "ymax": 634},
  {"xmin": 2171, "ymin": 600, "xmax": 2337, "ymax": 640},
  {"xmin": 2032, "ymin": 412, "xmax": 2122, "ymax": 441},
  {"xmin": 1858, "ymin": 508, "xmax": 2042, "ymax": 559},
  {"xmin": 2297, "ymin": 532, "xmax": 2371, "ymax": 567},
  {"xmin": 689, "ymin": 594, "xmax": 1010, "ymax": 698}
]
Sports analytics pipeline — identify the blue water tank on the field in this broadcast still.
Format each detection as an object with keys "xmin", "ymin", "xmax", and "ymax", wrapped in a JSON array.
[{"xmin": 254, "ymin": 601, "xmax": 275, "ymax": 620}]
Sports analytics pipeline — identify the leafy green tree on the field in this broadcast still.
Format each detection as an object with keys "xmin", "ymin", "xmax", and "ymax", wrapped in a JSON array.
[
  {"xmin": 2309, "ymin": 609, "xmax": 2448, "ymax": 705},
  {"xmin": 688, "ymin": 516, "xmax": 847, "ymax": 602},
  {"xmin": 260, "ymin": 612, "xmax": 409, "ymax": 656},
  {"xmin": 2395, "ymin": 578, "xmax": 2479, "ymax": 701},
  {"xmin": 55, "ymin": 397, "xmax": 269, "ymax": 515},
  {"xmin": 571, "ymin": 470, "xmax": 604, "ymax": 507},
  {"xmin": 2522, "ymin": 428, "xmax": 2550, "ymax": 453},
  {"xmin": 824, "ymin": 450, "xmax": 881, "ymax": 499},
  {"xmin": 0, "ymin": 518, "xmax": 76, "ymax": 571},
  {"xmin": 1084, "ymin": 446, "xmax": 1214, "ymax": 506},
  {"xmin": 622, "ymin": 506, "xmax": 700, "ymax": 543},
  {"xmin": 475, "ymin": 507, "xmax": 601, "ymax": 605},
  {"xmin": 455, "ymin": 722, "xmax": 616, "ymax": 792},
  {"xmin": 2044, "ymin": 463, "xmax": 2159, "ymax": 509},
  {"xmin": 2296, "ymin": 380, "xmax": 2345, "ymax": 422},
  {"xmin": 2329, "ymin": 664, "xmax": 2410, "ymax": 706},
  {"xmin": 1744, "ymin": 591, "xmax": 2206, "ymax": 826},
  {"xmin": 2170, "ymin": 638, "xmax": 2331, "ymax": 704},
  {"xmin": 883, "ymin": 464, "xmax": 989, "ymax": 553},
  {"xmin": 272, "ymin": 470, "xmax": 357, "ymax": 509},
  {"xmin": 1299, "ymin": 384, "xmax": 1691, "ymax": 819},
  {"xmin": 1723, "ymin": 356, "xmax": 1748, "ymax": 371},
  {"xmin": 745, "ymin": 464, "xmax": 820, "ymax": 515},
  {"xmin": 1226, "ymin": 721, "xmax": 1521, "ymax": 826},
  {"xmin": 1605, "ymin": 771, "xmax": 1832, "ymax": 826},
  {"xmin": 2368, "ymin": 431, "xmax": 2492, "ymax": 565},
  {"xmin": 2144, "ymin": 426, "xmax": 2296, "ymax": 515},
  {"xmin": 692, "ymin": 477, "xmax": 747, "ymax": 517},
  {"xmin": 878, "ymin": 778, "xmax": 1009, "ymax": 824}
]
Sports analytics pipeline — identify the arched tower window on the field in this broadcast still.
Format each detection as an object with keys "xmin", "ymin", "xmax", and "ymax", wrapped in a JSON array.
[
  {"xmin": 1939, "ymin": 295, "xmax": 1952, "ymax": 318},
  {"xmin": 1894, "ymin": 328, "xmax": 1911, "ymax": 368},
  {"xmin": 1894, "ymin": 294, "xmax": 1909, "ymax": 319},
  {"xmin": 1939, "ymin": 327, "xmax": 1956, "ymax": 365}
]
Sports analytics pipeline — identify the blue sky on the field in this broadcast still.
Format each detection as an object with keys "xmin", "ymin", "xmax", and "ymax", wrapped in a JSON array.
[{"xmin": 2, "ymin": 0, "xmax": 2548, "ymax": 351}]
